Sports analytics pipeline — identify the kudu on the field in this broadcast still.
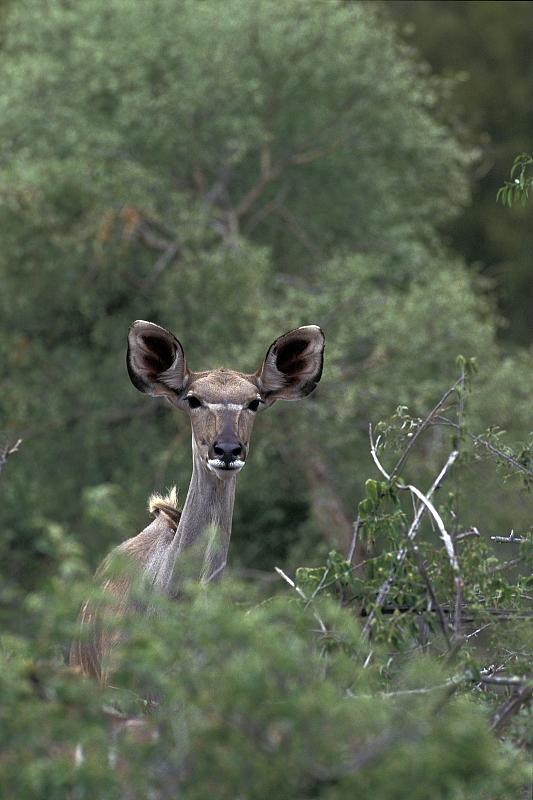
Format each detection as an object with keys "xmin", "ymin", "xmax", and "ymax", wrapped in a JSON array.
[{"xmin": 70, "ymin": 321, "xmax": 325, "ymax": 682}]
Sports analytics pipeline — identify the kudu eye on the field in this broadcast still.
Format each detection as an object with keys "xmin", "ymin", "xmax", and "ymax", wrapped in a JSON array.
[
  {"xmin": 247, "ymin": 399, "xmax": 261, "ymax": 412},
  {"xmin": 187, "ymin": 396, "xmax": 202, "ymax": 409}
]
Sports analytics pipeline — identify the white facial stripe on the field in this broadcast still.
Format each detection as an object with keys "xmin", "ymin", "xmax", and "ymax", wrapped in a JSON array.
[{"xmin": 205, "ymin": 403, "xmax": 244, "ymax": 411}]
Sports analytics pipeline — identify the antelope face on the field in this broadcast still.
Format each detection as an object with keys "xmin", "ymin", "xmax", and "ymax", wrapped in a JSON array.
[
  {"xmin": 182, "ymin": 370, "xmax": 263, "ymax": 477},
  {"xmin": 126, "ymin": 321, "xmax": 325, "ymax": 480}
]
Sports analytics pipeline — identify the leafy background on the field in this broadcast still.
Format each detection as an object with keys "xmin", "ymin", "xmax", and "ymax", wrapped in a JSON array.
[
  {"xmin": 2, "ymin": 0, "xmax": 533, "ymax": 583},
  {"xmin": 0, "ymin": 2, "xmax": 531, "ymax": 797}
]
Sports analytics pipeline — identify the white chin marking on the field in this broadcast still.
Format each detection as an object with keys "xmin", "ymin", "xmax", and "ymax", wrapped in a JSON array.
[{"xmin": 207, "ymin": 458, "xmax": 245, "ymax": 473}]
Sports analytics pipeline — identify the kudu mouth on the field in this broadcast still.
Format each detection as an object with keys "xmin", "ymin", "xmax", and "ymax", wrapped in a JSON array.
[{"xmin": 207, "ymin": 457, "xmax": 246, "ymax": 475}]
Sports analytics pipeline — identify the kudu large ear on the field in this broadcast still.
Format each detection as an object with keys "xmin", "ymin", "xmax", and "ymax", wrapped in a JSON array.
[
  {"xmin": 257, "ymin": 325, "xmax": 325, "ymax": 404},
  {"xmin": 127, "ymin": 320, "xmax": 189, "ymax": 400}
]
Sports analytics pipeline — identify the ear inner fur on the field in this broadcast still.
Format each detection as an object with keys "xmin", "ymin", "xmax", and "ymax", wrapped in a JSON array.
[
  {"xmin": 258, "ymin": 325, "xmax": 325, "ymax": 401},
  {"xmin": 127, "ymin": 321, "xmax": 188, "ymax": 396}
]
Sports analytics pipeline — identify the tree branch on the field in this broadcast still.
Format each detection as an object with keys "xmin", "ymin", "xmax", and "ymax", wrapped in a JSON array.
[
  {"xmin": 362, "ymin": 450, "xmax": 459, "ymax": 640},
  {"xmin": 491, "ymin": 533, "xmax": 528, "ymax": 544},
  {"xmin": 141, "ymin": 242, "xmax": 180, "ymax": 290},
  {"xmin": 490, "ymin": 683, "xmax": 532, "ymax": 735},
  {"xmin": 436, "ymin": 416, "xmax": 533, "ymax": 482},
  {"xmin": 0, "ymin": 437, "xmax": 22, "ymax": 474},
  {"xmin": 275, "ymin": 566, "xmax": 327, "ymax": 635},
  {"xmin": 409, "ymin": 544, "xmax": 452, "ymax": 646},
  {"xmin": 347, "ymin": 515, "xmax": 363, "ymax": 566},
  {"xmin": 391, "ymin": 381, "xmax": 460, "ymax": 479}
]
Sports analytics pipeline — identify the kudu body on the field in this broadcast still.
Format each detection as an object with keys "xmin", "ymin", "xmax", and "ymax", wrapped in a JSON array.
[{"xmin": 70, "ymin": 321, "xmax": 325, "ymax": 681}]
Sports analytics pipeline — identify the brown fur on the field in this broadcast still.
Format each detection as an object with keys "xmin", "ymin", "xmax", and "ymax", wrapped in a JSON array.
[{"xmin": 69, "ymin": 510, "xmax": 177, "ymax": 682}]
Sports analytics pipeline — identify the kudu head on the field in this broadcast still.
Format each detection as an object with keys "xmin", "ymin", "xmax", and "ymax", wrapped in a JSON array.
[{"xmin": 127, "ymin": 322, "xmax": 325, "ymax": 479}]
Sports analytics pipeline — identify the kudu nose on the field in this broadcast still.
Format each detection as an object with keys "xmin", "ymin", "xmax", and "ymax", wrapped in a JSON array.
[{"xmin": 212, "ymin": 441, "xmax": 243, "ymax": 463}]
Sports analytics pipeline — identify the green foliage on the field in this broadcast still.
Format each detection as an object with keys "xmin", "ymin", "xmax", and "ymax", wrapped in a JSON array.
[
  {"xmin": 390, "ymin": 0, "xmax": 533, "ymax": 343},
  {"xmin": 1, "ymin": 0, "xmax": 497, "ymax": 584},
  {"xmin": 497, "ymin": 153, "xmax": 533, "ymax": 207},
  {"xmin": 0, "ymin": 577, "xmax": 528, "ymax": 799},
  {"xmin": 292, "ymin": 370, "xmax": 532, "ymax": 777}
]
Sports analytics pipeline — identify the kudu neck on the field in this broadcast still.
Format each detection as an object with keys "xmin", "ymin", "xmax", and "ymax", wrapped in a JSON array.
[
  {"xmin": 154, "ymin": 445, "xmax": 237, "ymax": 591},
  {"xmin": 179, "ymin": 454, "xmax": 237, "ymax": 560}
]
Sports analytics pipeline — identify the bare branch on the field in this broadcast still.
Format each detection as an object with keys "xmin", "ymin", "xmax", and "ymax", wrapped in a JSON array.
[
  {"xmin": 0, "ymin": 437, "xmax": 22, "ymax": 474},
  {"xmin": 465, "ymin": 623, "xmax": 491, "ymax": 640},
  {"xmin": 234, "ymin": 164, "xmax": 283, "ymax": 219},
  {"xmin": 489, "ymin": 557, "xmax": 523, "ymax": 573},
  {"xmin": 137, "ymin": 220, "xmax": 175, "ymax": 252},
  {"xmin": 455, "ymin": 527, "xmax": 480, "ymax": 541},
  {"xmin": 357, "ymin": 603, "xmax": 532, "ymax": 622},
  {"xmin": 349, "ymin": 676, "xmax": 464, "ymax": 701},
  {"xmin": 234, "ymin": 129, "xmax": 354, "ymax": 221},
  {"xmin": 287, "ymin": 132, "xmax": 351, "ymax": 166},
  {"xmin": 404, "ymin": 477, "xmax": 463, "ymax": 641},
  {"xmin": 142, "ymin": 242, "xmax": 180, "ymax": 290},
  {"xmin": 347, "ymin": 515, "xmax": 362, "ymax": 566},
  {"xmin": 481, "ymin": 675, "xmax": 532, "ymax": 687},
  {"xmin": 362, "ymin": 450, "xmax": 459, "ymax": 640},
  {"xmin": 491, "ymin": 532, "xmax": 528, "ymax": 544},
  {"xmin": 275, "ymin": 567, "xmax": 327, "ymax": 634},
  {"xmin": 405, "ymin": 479, "xmax": 460, "ymax": 575},
  {"xmin": 409, "ymin": 545, "xmax": 451, "ymax": 646},
  {"xmin": 490, "ymin": 684, "xmax": 532, "ymax": 735},
  {"xmin": 368, "ymin": 424, "xmax": 390, "ymax": 480},
  {"xmin": 391, "ymin": 381, "xmax": 460, "ymax": 479},
  {"xmin": 242, "ymin": 183, "xmax": 290, "ymax": 236},
  {"xmin": 453, "ymin": 577, "xmax": 463, "ymax": 640},
  {"xmin": 371, "ymin": 430, "xmax": 461, "ymax": 642},
  {"xmin": 436, "ymin": 416, "xmax": 533, "ymax": 482}
]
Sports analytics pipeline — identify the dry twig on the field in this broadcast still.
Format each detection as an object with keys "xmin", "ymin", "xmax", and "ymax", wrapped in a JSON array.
[
  {"xmin": 347, "ymin": 515, "xmax": 362, "ymax": 566},
  {"xmin": 490, "ymin": 683, "xmax": 532, "ymax": 735},
  {"xmin": 361, "ymin": 450, "xmax": 459, "ymax": 640},
  {"xmin": 275, "ymin": 567, "xmax": 327, "ymax": 634},
  {"xmin": 491, "ymin": 533, "xmax": 528, "ymax": 544},
  {"xmin": 436, "ymin": 415, "xmax": 533, "ymax": 482},
  {"xmin": 0, "ymin": 437, "xmax": 22, "ymax": 474},
  {"xmin": 391, "ymin": 381, "xmax": 460, "ymax": 479}
]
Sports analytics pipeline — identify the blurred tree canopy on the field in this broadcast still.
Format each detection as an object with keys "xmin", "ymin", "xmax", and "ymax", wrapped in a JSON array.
[
  {"xmin": 389, "ymin": 0, "xmax": 533, "ymax": 343},
  {"xmin": 1, "ymin": 0, "xmax": 533, "ymax": 591}
]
